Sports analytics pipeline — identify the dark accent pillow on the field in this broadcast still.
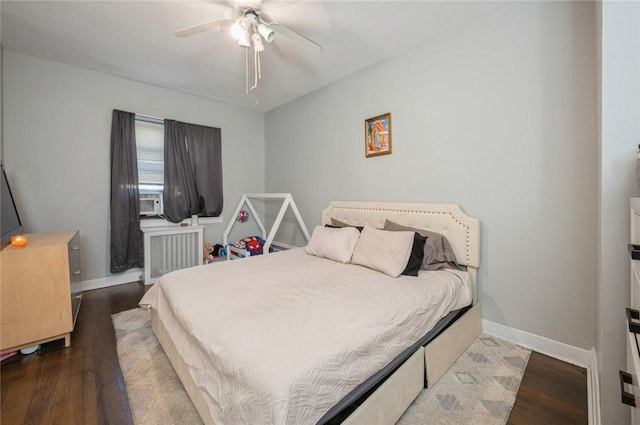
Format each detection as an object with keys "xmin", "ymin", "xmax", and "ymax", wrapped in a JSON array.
[
  {"xmin": 383, "ymin": 219, "xmax": 461, "ymax": 271},
  {"xmin": 330, "ymin": 217, "xmax": 364, "ymax": 232},
  {"xmin": 401, "ymin": 233, "xmax": 427, "ymax": 276}
]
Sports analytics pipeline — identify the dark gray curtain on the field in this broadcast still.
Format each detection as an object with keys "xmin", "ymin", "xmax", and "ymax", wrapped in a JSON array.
[
  {"xmin": 163, "ymin": 119, "xmax": 223, "ymax": 222},
  {"xmin": 110, "ymin": 109, "xmax": 143, "ymax": 273}
]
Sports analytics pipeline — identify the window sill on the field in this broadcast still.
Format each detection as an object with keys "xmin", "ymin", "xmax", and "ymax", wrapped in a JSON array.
[{"xmin": 140, "ymin": 216, "xmax": 223, "ymax": 229}]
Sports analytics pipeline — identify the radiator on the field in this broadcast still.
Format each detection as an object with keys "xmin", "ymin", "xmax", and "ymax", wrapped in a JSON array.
[{"xmin": 141, "ymin": 225, "xmax": 204, "ymax": 285}]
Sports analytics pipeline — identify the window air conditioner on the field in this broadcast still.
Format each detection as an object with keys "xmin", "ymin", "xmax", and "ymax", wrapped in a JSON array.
[{"xmin": 140, "ymin": 193, "xmax": 163, "ymax": 216}]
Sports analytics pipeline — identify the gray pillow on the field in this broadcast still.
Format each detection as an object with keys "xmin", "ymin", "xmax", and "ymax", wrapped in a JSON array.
[
  {"xmin": 383, "ymin": 219, "xmax": 461, "ymax": 271},
  {"xmin": 330, "ymin": 217, "xmax": 364, "ymax": 232}
]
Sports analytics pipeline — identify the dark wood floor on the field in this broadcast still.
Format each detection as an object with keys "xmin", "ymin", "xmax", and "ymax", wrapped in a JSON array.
[
  {"xmin": 1, "ymin": 282, "xmax": 588, "ymax": 425},
  {"xmin": 507, "ymin": 351, "xmax": 588, "ymax": 425}
]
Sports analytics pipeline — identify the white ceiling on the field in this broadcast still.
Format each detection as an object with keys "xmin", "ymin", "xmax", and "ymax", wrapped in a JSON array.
[{"xmin": 1, "ymin": 1, "xmax": 501, "ymax": 112}]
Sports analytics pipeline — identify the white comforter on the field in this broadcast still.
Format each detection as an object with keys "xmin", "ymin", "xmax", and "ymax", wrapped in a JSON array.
[{"xmin": 145, "ymin": 248, "xmax": 471, "ymax": 425}]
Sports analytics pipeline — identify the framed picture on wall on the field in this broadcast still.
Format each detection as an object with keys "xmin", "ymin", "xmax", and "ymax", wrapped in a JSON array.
[{"xmin": 364, "ymin": 113, "xmax": 392, "ymax": 158}]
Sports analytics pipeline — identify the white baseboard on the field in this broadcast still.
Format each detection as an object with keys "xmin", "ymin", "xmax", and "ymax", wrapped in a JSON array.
[
  {"xmin": 81, "ymin": 269, "xmax": 141, "ymax": 291},
  {"xmin": 482, "ymin": 319, "xmax": 591, "ymax": 367},
  {"xmin": 482, "ymin": 319, "xmax": 600, "ymax": 425}
]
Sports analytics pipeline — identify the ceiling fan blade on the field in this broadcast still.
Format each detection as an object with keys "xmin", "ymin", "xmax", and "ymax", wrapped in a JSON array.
[
  {"xmin": 234, "ymin": 0, "xmax": 265, "ymax": 7},
  {"xmin": 175, "ymin": 18, "xmax": 234, "ymax": 38},
  {"xmin": 261, "ymin": 0, "xmax": 331, "ymax": 33},
  {"xmin": 270, "ymin": 22, "xmax": 322, "ymax": 55}
]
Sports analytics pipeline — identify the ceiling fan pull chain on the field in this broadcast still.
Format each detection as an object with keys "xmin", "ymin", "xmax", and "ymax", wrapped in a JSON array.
[
  {"xmin": 251, "ymin": 50, "xmax": 259, "ymax": 91},
  {"xmin": 254, "ymin": 52, "xmax": 261, "ymax": 105},
  {"xmin": 254, "ymin": 50, "xmax": 258, "ymax": 89},
  {"xmin": 245, "ymin": 47, "xmax": 249, "ymax": 96}
]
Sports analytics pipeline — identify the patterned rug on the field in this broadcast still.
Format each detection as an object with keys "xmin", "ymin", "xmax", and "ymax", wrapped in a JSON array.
[{"xmin": 113, "ymin": 308, "xmax": 530, "ymax": 425}]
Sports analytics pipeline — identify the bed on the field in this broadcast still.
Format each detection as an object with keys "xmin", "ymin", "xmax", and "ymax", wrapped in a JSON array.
[{"xmin": 145, "ymin": 201, "xmax": 481, "ymax": 425}]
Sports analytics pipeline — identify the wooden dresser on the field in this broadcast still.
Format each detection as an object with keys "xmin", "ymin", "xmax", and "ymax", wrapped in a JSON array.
[{"xmin": 0, "ymin": 231, "xmax": 82, "ymax": 353}]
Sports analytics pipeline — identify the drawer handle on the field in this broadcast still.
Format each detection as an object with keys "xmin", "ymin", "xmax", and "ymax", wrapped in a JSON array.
[
  {"xmin": 627, "ymin": 308, "xmax": 640, "ymax": 334},
  {"xmin": 630, "ymin": 244, "xmax": 640, "ymax": 260},
  {"xmin": 70, "ymin": 246, "xmax": 80, "ymax": 251},
  {"xmin": 72, "ymin": 270, "xmax": 81, "ymax": 276},
  {"xmin": 620, "ymin": 370, "xmax": 637, "ymax": 407}
]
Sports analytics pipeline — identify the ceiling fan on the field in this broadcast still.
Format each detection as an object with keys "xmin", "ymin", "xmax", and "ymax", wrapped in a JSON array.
[{"xmin": 175, "ymin": 1, "xmax": 323, "ymax": 97}]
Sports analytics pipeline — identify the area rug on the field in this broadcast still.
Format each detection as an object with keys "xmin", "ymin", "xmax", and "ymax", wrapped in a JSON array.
[{"xmin": 113, "ymin": 308, "xmax": 531, "ymax": 425}]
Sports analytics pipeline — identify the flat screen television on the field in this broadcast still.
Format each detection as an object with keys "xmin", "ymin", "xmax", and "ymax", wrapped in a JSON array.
[{"xmin": 1, "ymin": 163, "xmax": 24, "ymax": 246}]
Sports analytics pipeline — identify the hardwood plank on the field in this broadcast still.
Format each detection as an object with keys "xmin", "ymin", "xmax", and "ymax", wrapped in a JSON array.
[
  {"xmin": 507, "ymin": 352, "xmax": 588, "ymax": 425},
  {"xmin": 1, "ymin": 351, "xmax": 36, "ymax": 424},
  {"xmin": 1, "ymin": 282, "xmax": 589, "ymax": 425}
]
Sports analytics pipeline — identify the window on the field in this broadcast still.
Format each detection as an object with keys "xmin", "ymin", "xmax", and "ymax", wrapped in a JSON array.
[
  {"xmin": 134, "ymin": 115, "xmax": 224, "ymax": 223},
  {"xmin": 135, "ymin": 116, "xmax": 164, "ymax": 197}
]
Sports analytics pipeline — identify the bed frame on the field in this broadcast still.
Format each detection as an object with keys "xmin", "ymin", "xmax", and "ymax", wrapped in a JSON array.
[
  {"xmin": 321, "ymin": 201, "xmax": 481, "ymax": 424},
  {"xmin": 151, "ymin": 200, "xmax": 481, "ymax": 425}
]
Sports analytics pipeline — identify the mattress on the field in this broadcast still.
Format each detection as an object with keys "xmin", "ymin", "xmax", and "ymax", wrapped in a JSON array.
[{"xmin": 144, "ymin": 247, "xmax": 472, "ymax": 425}]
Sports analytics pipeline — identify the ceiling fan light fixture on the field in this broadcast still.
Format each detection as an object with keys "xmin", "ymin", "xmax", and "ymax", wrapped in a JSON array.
[
  {"xmin": 230, "ymin": 17, "xmax": 250, "ymax": 40},
  {"xmin": 251, "ymin": 32, "xmax": 265, "ymax": 52},
  {"xmin": 257, "ymin": 23, "xmax": 275, "ymax": 43},
  {"xmin": 238, "ymin": 31, "xmax": 251, "ymax": 47}
]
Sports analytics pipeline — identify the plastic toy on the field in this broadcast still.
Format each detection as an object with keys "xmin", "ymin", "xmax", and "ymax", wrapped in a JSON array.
[
  {"xmin": 203, "ymin": 241, "xmax": 213, "ymax": 261},
  {"xmin": 237, "ymin": 209, "xmax": 249, "ymax": 223}
]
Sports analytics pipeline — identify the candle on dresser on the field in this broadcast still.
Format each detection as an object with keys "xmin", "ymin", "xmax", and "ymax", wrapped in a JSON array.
[{"xmin": 10, "ymin": 235, "xmax": 28, "ymax": 247}]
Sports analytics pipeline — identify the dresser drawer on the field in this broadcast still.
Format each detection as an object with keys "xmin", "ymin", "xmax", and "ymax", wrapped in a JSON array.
[
  {"xmin": 632, "ymin": 261, "xmax": 640, "ymax": 310},
  {"xmin": 625, "ymin": 328, "xmax": 640, "ymax": 424},
  {"xmin": 67, "ymin": 232, "xmax": 82, "ymax": 329},
  {"xmin": 68, "ymin": 232, "xmax": 81, "ymax": 293}
]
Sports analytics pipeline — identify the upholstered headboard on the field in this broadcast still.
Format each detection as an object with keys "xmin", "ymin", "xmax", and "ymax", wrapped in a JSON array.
[{"xmin": 321, "ymin": 201, "xmax": 481, "ymax": 301}]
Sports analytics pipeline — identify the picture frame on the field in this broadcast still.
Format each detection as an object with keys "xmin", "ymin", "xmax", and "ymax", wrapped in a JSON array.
[{"xmin": 364, "ymin": 113, "xmax": 392, "ymax": 158}]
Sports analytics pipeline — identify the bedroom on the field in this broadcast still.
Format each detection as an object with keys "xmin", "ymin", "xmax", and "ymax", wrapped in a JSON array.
[{"xmin": 0, "ymin": 1, "xmax": 637, "ymax": 424}]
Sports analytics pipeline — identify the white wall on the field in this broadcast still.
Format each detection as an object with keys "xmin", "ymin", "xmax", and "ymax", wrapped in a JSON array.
[
  {"xmin": 3, "ymin": 50, "xmax": 265, "ymax": 281},
  {"xmin": 598, "ymin": 1, "xmax": 640, "ymax": 423},
  {"xmin": 265, "ymin": 2, "xmax": 598, "ymax": 350}
]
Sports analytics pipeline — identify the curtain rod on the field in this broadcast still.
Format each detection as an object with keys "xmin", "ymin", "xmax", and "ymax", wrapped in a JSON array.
[{"xmin": 135, "ymin": 113, "xmax": 164, "ymax": 124}]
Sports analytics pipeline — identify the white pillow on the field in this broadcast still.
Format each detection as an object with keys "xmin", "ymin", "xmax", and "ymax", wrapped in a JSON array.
[
  {"xmin": 305, "ymin": 226, "xmax": 360, "ymax": 263},
  {"xmin": 351, "ymin": 226, "xmax": 414, "ymax": 277}
]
